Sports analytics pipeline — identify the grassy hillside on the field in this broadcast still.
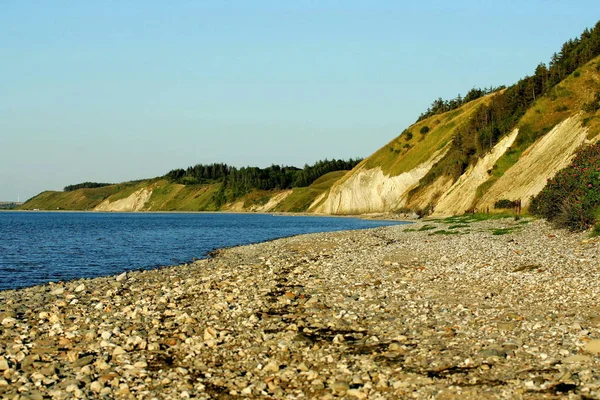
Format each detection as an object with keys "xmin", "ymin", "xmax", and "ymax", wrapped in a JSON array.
[
  {"xmin": 316, "ymin": 21, "xmax": 600, "ymax": 223},
  {"xmin": 23, "ymin": 22, "xmax": 600, "ymax": 228},
  {"xmin": 20, "ymin": 170, "xmax": 346, "ymax": 213},
  {"xmin": 142, "ymin": 181, "xmax": 222, "ymax": 211},
  {"xmin": 273, "ymin": 171, "xmax": 346, "ymax": 212},
  {"xmin": 476, "ymin": 55, "xmax": 600, "ymax": 200},
  {"xmin": 22, "ymin": 183, "xmax": 136, "ymax": 210},
  {"xmin": 324, "ymin": 94, "xmax": 493, "ymax": 196},
  {"xmin": 364, "ymin": 95, "xmax": 491, "ymax": 177}
]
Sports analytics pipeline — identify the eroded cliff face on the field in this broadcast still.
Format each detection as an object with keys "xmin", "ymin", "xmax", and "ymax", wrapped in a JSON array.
[
  {"xmin": 226, "ymin": 190, "xmax": 293, "ymax": 212},
  {"xmin": 94, "ymin": 188, "xmax": 153, "ymax": 212},
  {"xmin": 89, "ymin": 115, "xmax": 592, "ymax": 215},
  {"xmin": 312, "ymin": 146, "xmax": 449, "ymax": 214},
  {"xmin": 476, "ymin": 115, "xmax": 589, "ymax": 210},
  {"xmin": 315, "ymin": 114, "xmax": 594, "ymax": 216},
  {"xmin": 432, "ymin": 128, "xmax": 519, "ymax": 216}
]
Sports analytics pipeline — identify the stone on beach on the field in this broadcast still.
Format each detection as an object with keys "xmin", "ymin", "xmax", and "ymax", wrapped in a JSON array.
[{"xmin": 0, "ymin": 218, "xmax": 599, "ymax": 398}]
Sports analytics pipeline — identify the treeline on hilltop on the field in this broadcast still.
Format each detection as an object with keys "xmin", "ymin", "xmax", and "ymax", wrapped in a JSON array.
[
  {"xmin": 417, "ymin": 22, "xmax": 600, "ymax": 126},
  {"xmin": 419, "ymin": 21, "xmax": 600, "ymax": 185},
  {"xmin": 416, "ymin": 86, "xmax": 503, "ymax": 122},
  {"xmin": 64, "ymin": 182, "xmax": 113, "ymax": 192},
  {"xmin": 166, "ymin": 158, "xmax": 362, "ymax": 195}
]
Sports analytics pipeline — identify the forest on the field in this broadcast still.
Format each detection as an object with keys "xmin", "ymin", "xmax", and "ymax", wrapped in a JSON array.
[
  {"xmin": 64, "ymin": 182, "xmax": 113, "ymax": 192},
  {"xmin": 418, "ymin": 21, "xmax": 600, "ymax": 185},
  {"xmin": 416, "ymin": 86, "xmax": 502, "ymax": 122},
  {"xmin": 165, "ymin": 158, "xmax": 362, "ymax": 200}
]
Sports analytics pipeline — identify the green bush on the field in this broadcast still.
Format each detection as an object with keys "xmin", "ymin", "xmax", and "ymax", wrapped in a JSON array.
[
  {"xmin": 530, "ymin": 144, "xmax": 600, "ymax": 231},
  {"xmin": 403, "ymin": 129, "xmax": 413, "ymax": 141},
  {"xmin": 420, "ymin": 126, "xmax": 430, "ymax": 135},
  {"xmin": 494, "ymin": 199, "xmax": 519, "ymax": 209},
  {"xmin": 583, "ymin": 92, "xmax": 600, "ymax": 113},
  {"xmin": 555, "ymin": 105, "xmax": 569, "ymax": 112},
  {"xmin": 64, "ymin": 182, "xmax": 112, "ymax": 192},
  {"xmin": 416, "ymin": 203, "xmax": 434, "ymax": 218}
]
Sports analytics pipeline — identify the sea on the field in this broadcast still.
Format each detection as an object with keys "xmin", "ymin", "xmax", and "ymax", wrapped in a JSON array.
[{"xmin": 0, "ymin": 212, "xmax": 405, "ymax": 291}]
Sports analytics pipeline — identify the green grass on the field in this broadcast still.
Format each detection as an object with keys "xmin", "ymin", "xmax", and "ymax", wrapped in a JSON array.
[
  {"xmin": 20, "ymin": 185, "xmax": 125, "ymax": 210},
  {"xmin": 590, "ymin": 206, "xmax": 600, "ymax": 237},
  {"xmin": 244, "ymin": 194, "xmax": 271, "ymax": 207},
  {"xmin": 144, "ymin": 181, "xmax": 221, "ymax": 211},
  {"xmin": 20, "ymin": 169, "xmax": 346, "ymax": 213},
  {"xmin": 106, "ymin": 181, "xmax": 147, "ymax": 202},
  {"xmin": 476, "ymin": 54, "xmax": 600, "ymax": 201},
  {"xmin": 274, "ymin": 170, "xmax": 346, "ymax": 212},
  {"xmin": 273, "ymin": 188, "xmax": 317, "ymax": 212},
  {"xmin": 490, "ymin": 227, "xmax": 518, "ymax": 235},
  {"xmin": 309, "ymin": 170, "xmax": 347, "ymax": 190},
  {"xmin": 240, "ymin": 190, "xmax": 278, "ymax": 208},
  {"xmin": 439, "ymin": 213, "xmax": 513, "ymax": 224},
  {"xmin": 430, "ymin": 229, "xmax": 462, "ymax": 235},
  {"xmin": 360, "ymin": 96, "xmax": 489, "ymax": 178},
  {"xmin": 475, "ymin": 146, "xmax": 525, "ymax": 199},
  {"xmin": 417, "ymin": 224, "xmax": 436, "ymax": 231},
  {"xmin": 448, "ymin": 224, "xmax": 470, "ymax": 229}
]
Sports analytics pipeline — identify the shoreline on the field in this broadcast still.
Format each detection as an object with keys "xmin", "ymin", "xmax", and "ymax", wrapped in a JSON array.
[
  {"xmin": 0, "ymin": 213, "xmax": 408, "ymax": 292},
  {"xmin": 6, "ymin": 209, "xmax": 418, "ymax": 223},
  {"xmin": 1, "ymin": 217, "xmax": 599, "ymax": 398}
]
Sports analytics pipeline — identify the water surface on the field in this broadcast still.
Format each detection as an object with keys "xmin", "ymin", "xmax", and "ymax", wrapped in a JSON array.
[{"xmin": 0, "ymin": 212, "xmax": 405, "ymax": 290}]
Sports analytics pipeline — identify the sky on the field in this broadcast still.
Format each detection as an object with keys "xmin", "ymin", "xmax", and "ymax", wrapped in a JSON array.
[{"xmin": 1, "ymin": 1, "xmax": 599, "ymax": 201}]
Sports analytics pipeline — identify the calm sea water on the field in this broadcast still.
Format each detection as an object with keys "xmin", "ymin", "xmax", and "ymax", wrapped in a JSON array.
[{"xmin": 0, "ymin": 212, "xmax": 404, "ymax": 291}]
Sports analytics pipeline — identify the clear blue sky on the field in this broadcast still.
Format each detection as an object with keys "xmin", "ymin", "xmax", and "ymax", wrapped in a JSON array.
[{"xmin": 1, "ymin": 1, "xmax": 599, "ymax": 201}]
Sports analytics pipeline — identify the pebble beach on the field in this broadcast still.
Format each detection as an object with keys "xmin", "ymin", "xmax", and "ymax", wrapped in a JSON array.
[{"xmin": 1, "ymin": 217, "xmax": 599, "ymax": 399}]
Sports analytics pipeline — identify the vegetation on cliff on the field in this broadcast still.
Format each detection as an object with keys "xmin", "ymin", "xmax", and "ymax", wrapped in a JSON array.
[
  {"xmin": 22, "ymin": 21, "xmax": 600, "ymax": 225},
  {"xmin": 22, "ymin": 158, "xmax": 360, "ymax": 212},
  {"xmin": 317, "ymin": 20, "xmax": 600, "ymax": 224},
  {"xmin": 417, "ymin": 21, "xmax": 600, "ymax": 189},
  {"xmin": 64, "ymin": 182, "xmax": 113, "ymax": 192},
  {"xmin": 166, "ymin": 159, "xmax": 361, "ymax": 188},
  {"xmin": 165, "ymin": 158, "xmax": 362, "ymax": 207},
  {"xmin": 531, "ymin": 143, "xmax": 600, "ymax": 231},
  {"xmin": 416, "ymin": 86, "xmax": 501, "ymax": 123}
]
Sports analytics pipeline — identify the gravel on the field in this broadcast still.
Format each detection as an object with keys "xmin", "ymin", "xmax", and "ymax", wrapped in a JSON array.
[{"xmin": 0, "ymin": 217, "xmax": 599, "ymax": 399}]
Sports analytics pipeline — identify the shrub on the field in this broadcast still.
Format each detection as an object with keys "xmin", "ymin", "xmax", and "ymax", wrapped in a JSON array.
[
  {"xmin": 530, "ymin": 144, "xmax": 600, "ymax": 231},
  {"xmin": 416, "ymin": 203, "xmax": 434, "ymax": 218},
  {"xmin": 494, "ymin": 199, "xmax": 519, "ymax": 209},
  {"xmin": 583, "ymin": 92, "xmax": 600, "ymax": 113},
  {"xmin": 555, "ymin": 105, "xmax": 569, "ymax": 112},
  {"xmin": 403, "ymin": 129, "xmax": 413, "ymax": 141},
  {"xmin": 574, "ymin": 70, "xmax": 581, "ymax": 78},
  {"xmin": 64, "ymin": 182, "xmax": 112, "ymax": 192},
  {"xmin": 420, "ymin": 126, "xmax": 430, "ymax": 135}
]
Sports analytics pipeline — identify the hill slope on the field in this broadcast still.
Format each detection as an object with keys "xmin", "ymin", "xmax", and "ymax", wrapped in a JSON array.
[
  {"xmin": 21, "ymin": 171, "xmax": 347, "ymax": 213},
  {"xmin": 23, "ymin": 23, "xmax": 600, "ymax": 221},
  {"xmin": 313, "ymin": 51, "xmax": 600, "ymax": 216}
]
